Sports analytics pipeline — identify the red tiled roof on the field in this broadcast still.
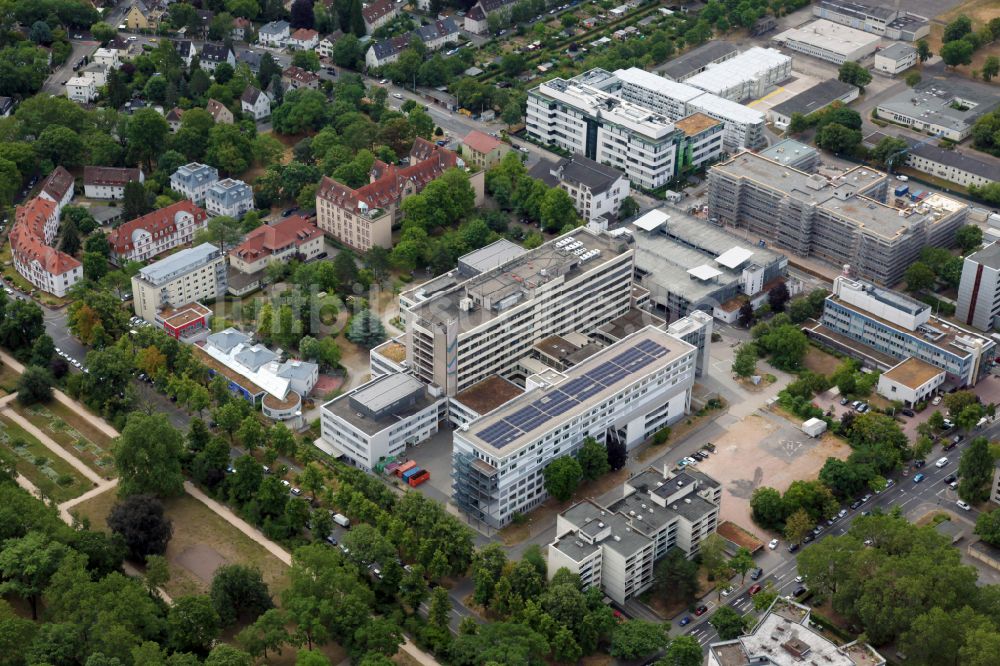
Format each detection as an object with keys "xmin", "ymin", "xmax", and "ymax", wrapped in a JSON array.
[
  {"xmin": 232, "ymin": 215, "xmax": 321, "ymax": 263},
  {"xmin": 290, "ymin": 28, "xmax": 318, "ymax": 41},
  {"xmin": 282, "ymin": 65, "xmax": 319, "ymax": 84},
  {"xmin": 166, "ymin": 107, "xmax": 184, "ymax": 121},
  {"xmin": 463, "ymin": 130, "xmax": 503, "ymax": 155},
  {"xmin": 39, "ymin": 166, "xmax": 74, "ymax": 203},
  {"xmin": 83, "ymin": 166, "xmax": 142, "ymax": 187},
  {"xmin": 362, "ymin": 0, "xmax": 397, "ymax": 24},
  {"xmin": 10, "ymin": 198, "xmax": 81, "ymax": 277},
  {"xmin": 317, "ymin": 138, "xmax": 461, "ymax": 213},
  {"xmin": 108, "ymin": 199, "xmax": 207, "ymax": 256},
  {"xmin": 206, "ymin": 99, "xmax": 230, "ymax": 121},
  {"xmin": 233, "ymin": 17, "xmax": 251, "ymax": 28}
]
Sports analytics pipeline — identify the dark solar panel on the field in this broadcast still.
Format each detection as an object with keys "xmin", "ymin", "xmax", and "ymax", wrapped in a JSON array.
[
  {"xmin": 636, "ymin": 339, "xmax": 668, "ymax": 357},
  {"xmin": 560, "ymin": 377, "xmax": 592, "ymax": 397},
  {"xmin": 476, "ymin": 421, "xmax": 516, "ymax": 446},
  {"xmin": 521, "ymin": 414, "xmax": 550, "ymax": 432},
  {"xmin": 505, "ymin": 405, "xmax": 543, "ymax": 427},
  {"xmin": 541, "ymin": 399, "xmax": 576, "ymax": 417}
]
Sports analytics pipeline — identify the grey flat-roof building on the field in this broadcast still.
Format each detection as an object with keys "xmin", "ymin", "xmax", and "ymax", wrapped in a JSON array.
[
  {"xmin": 708, "ymin": 151, "xmax": 968, "ymax": 285},
  {"xmin": 549, "ymin": 464, "xmax": 721, "ymax": 605},
  {"xmin": 457, "ymin": 239, "xmax": 527, "ymax": 277},
  {"xmin": 318, "ymin": 373, "xmax": 447, "ymax": 472},
  {"xmin": 629, "ymin": 208, "xmax": 789, "ymax": 323},
  {"xmin": 813, "ymin": 0, "xmax": 928, "ymax": 42},
  {"xmin": 768, "ymin": 78, "xmax": 859, "ymax": 128},
  {"xmin": 904, "ymin": 141, "xmax": 1000, "ymax": 189},
  {"xmin": 658, "ymin": 42, "xmax": 739, "ymax": 82},
  {"xmin": 759, "ymin": 138, "xmax": 820, "ymax": 172},
  {"xmin": 875, "ymin": 76, "xmax": 1000, "ymax": 142},
  {"xmin": 131, "ymin": 243, "xmax": 228, "ymax": 324}
]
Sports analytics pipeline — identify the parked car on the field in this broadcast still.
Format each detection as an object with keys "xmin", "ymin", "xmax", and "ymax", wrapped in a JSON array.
[
  {"xmin": 678, "ymin": 616, "xmax": 692, "ymax": 626},
  {"xmin": 957, "ymin": 500, "xmax": 971, "ymax": 511},
  {"xmin": 840, "ymin": 397, "xmax": 850, "ymax": 405},
  {"xmin": 793, "ymin": 586, "xmax": 807, "ymax": 597},
  {"xmin": 721, "ymin": 585, "xmax": 735, "ymax": 597},
  {"xmin": 901, "ymin": 408, "xmax": 915, "ymax": 417},
  {"xmin": 787, "ymin": 542, "xmax": 799, "ymax": 553},
  {"xmin": 768, "ymin": 538, "xmax": 779, "ymax": 550},
  {"xmin": 837, "ymin": 509, "xmax": 848, "ymax": 519},
  {"xmin": 935, "ymin": 457, "xmax": 950, "ymax": 468},
  {"xmin": 914, "ymin": 459, "xmax": 926, "ymax": 468},
  {"xmin": 913, "ymin": 473, "xmax": 925, "ymax": 483},
  {"xmin": 932, "ymin": 396, "xmax": 942, "ymax": 405},
  {"xmin": 750, "ymin": 567, "xmax": 763, "ymax": 580},
  {"xmin": 850, "ymin": 500, "xmax": 862, "ymax": 510},
  {"xmin": 694, "ymin": 605, "xmax": 708, "ymax": 616},
  {"xmin": 749, "ymin": 584, "xmax": 763, "ymax": 596},
  {"xmin": 944, "ymin": 474, "xmax": 957, "ymax": 484}
]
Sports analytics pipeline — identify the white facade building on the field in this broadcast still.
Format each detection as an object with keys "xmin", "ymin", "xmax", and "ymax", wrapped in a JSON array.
[
  {"xmin": 876, "ymin": 357, "xmax": 945, "ymax": 406},
  {"xmin": 773, "ymin": 19, "xmax": 882, "ymax": 64},
  {"xmin": 683, "ymin": 47, "xmax": 791, "ymax": 103},
  {"xmin": 258, "ymin": 20, "xmax": 290, "ymax": 47},
  {"xmin": 318, "ymin": 373, "xmax": 447, "ymax": 472},
  {"xmin": 549, "ymin": 465, "xmax": 721, "ymax": 604},
  {"xmin": 93, "ymin": 47, "xmax": 121, "ymax": 68},
  {"xmin": 83, "ymin": 166, "xmax": 144, "ymax": 200},
  {"xmin": 401, "ymin": 229, "xmax": 634, "ymax": 396},
  {"xmin": 873, "ymin": 42, "xmax": 917, "ymax": 75},
  {"xmin": 170, "ymin": 163, "xmax": 219, "ymax": 205},
  {"xmin": 957, "ymin": 242, "xmax": 1000, "ymax": 331},
  {"xmin": 66, "ymin": 76, "xmax": 97, "ymax": 103},
  {"xmin": 529, "ymin": 155, "xmax": 631, "ymax": 226},
  {"xmin": 205, "ymin": 178, "xmax": 254, "ymax": 218},
  {"xmin": 131, "ymin": 243, "xmax": 228, "ymax": 324},
  {"xmin": 453, "ymin": 326, "xmax": 697, "ymax": 529}
]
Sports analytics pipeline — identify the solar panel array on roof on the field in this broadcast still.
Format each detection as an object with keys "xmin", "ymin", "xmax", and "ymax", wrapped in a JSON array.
[{"xmin": 475, "ymin": 339, "xmax": 670, "ymax": 448}]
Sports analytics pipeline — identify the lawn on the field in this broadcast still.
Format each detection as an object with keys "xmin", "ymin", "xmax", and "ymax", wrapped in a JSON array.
[
  {"xmin": 13, "ymin": 401, "xmax": 116, "ymax": 476},
  {"xmin": 0, "ymin": 414, "xmax": 94, "ymax": 502},
  {"xmin": 0, "ymin": 361, "xmax": 21, "ymax": 393},
  {"xmin": 72, "ymin": 489, "xmax": 291, "ymax": 601},
  {"xmin": 927, "ymin": 0, "xmax": 1000, "ymax": 80},
  {"xmin": 803, "ymin": 346, "xmax": 843, "ymax": 377}
]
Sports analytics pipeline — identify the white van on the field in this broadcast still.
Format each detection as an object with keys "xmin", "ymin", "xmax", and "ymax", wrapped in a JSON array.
[{"xmin": 332, "ymin": 513, "xmax": 350, "ymax": 528}]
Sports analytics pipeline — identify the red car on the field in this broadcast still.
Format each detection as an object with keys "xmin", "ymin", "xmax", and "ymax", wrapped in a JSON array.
[
  {"xmin": 749, "ymin": 584, "xmax": 763, "ymax": 596},
  {"xmin": 694, "ymin": 605, "xmax": 708, "ymax": 616},
  {"xmin": 612, "ymin": 610, "xmax": 626, "ymax": 623}
]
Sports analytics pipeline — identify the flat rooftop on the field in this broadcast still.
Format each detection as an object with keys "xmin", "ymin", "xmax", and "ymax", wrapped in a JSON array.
[
  {"xmin": 658, "ymin": 41, "xmax": 738, "ymax": 80},
  {"xmin": 875, "ymin": 75, "xmax": 1000, "ymax": 135},
  {"xmin": 759, "ymin": 139, "xmax": 819, "ymax": 166},
  {"xmin": 597, "ymin": 307, "xmax": 665, "ymax": 342},
  {"xmin": 816, "ymin": 0, "xmax": 896, "ymax": 21},
  {"xmin": 138, "ymin": 243, "xmax": 220, "ymax": 285},
  {"xmin": 713, "ymin": 152, "xmax": 968, "ymax": 240},
  {"xmin": 684, "ymin": 47, "xmax": 789, "ymax": 97},
  {"xmin": 324, "ymin": 374, "xmax": 440, "ymax": 436},
  {"xmin": 458, "ymin": 239, "xmax": 526, "ymax": 276},
  {"xmin": 968, "ymin": 242, "xmax": 1000, "ymax": 271},
  {"xmin": 775, "ymin": 19, "xmax": 881, "ymax": 55},
  {"xmin": 674, "ymin": 112, "xmax": 721, "ymax": 137},
  {"xmin": 464, "ymin": 326, "xmax": 694, "ymax": 456},
  {"xmin": 631, "ymin": 208, "xmax": 786, "ymax": 304},
  {"xmin": 770, "ymin": 78, "xmax": 857, "ymax": 118},
  {"xmin": 453, "ymin": 374, "xmax": 524, "ymax": 415},
  {"xmin": 157, "ymin": 302, "xmax": 212, "ymax": 328},
  {"xmin": 372, "ymin": 339, "xmax": 407, "ymax": 363},
  {"xmin": 409, "ymin": 229, "xmax": 629, "ymax": 333},
  {"xmin": 882, "ymin": 357, "xmax": 944, "ymax": 389}
]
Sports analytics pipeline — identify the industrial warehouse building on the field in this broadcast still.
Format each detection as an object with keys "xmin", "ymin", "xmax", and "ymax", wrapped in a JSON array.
[{"xmin": 773, "ymin": 19, "xmax": 882, "ymax": 64}]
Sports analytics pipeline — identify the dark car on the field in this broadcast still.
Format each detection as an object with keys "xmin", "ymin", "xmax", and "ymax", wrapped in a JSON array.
[
  {"xmin": 749, "ymin": 567, "xmax": 763, "ymax": 580},
  {"xmin": 803, "ymin": 534, "xmax": 814, "ymax": 543},
  {"xmin": 787, "ymin": 542, "xmax": 799, "ymax": 553},
  {"xmin": 703, "ymin": 443, "xmax": 716, "ymax": 452},
  {"xmin": 793, "ymin": 586, "xmax": 807, "ymax": 597},
  {"xmin": 914, "ymin": 459, "xmax": 926, "ymax": 468},
  {"xmin": 691, "ymin": 452, "xmax": 707, "ymax": 461},
  {"xmin": 943, "ymin": 441, "xmax": 958, "ymax": 451},
  {"xmin": 694, "ymin": 605, "xmax": 708, "ymax": 616},
  {"xmin": 678, "ymin": 616, "xmax": 692, "ymax": 626},
  {"xmin": 850, "ymin": 500, "xmax": 862, "ymax": 510},
  {"xmin": 840, "ymin": 397, "xmax": 850, "ymax": 405},
  {"xmin": 944, "ymin": 474, "xmax": 957, "ymax": 484},
  {"xmin": 749, "ymin": 584, "xmax": 762, "ymax": 595},
  {"xmin": 324, "ymin": 534, "xmax": 338, "ymax": 546},
  {"xmin": 282, "ymin": 207, "xmax": 298, "ymax": 217},
  {"xmin": 901, "ymin": 408, "xmax": 915, "ymax": 417}
]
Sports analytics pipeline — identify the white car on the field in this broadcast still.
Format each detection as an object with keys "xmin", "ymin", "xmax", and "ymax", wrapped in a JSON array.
[
  {"xmin": 935, "ymin": 457, "xmax": 950, "ymax": 468},
  {"xmin": 379, "ymin": 78, "xmax": 388, "ymax": 84},
  {"xmin": 683, "ymin": 456, "xmax": 698, "ymax": 466},
  {"xmin": 721, "ymin": 585, "xmax": 735, "ymax": 597},
  {"xmin": 392, "ymin": 93, "xmax": 403, "ymax": 99},
  {"xmin": 957, "ymin": 500, "xmax": 971, "ymax": 511},
  {"xmin": 768, "ymin": 538, "xmax": 779, "ymax": 550},
  {"xmin": 794, "ymin": 575, "xmax": 804, "ymax": 583},
  {"xmin": 932, "ymin": 396, "xmax": 942, "ymax": 405}
]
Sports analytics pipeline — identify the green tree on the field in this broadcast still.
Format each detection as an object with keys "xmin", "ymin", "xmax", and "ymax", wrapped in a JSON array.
[
  {"xmin": 729, "ymin": 547, "xmax": 755, "ymax": 584},
  {"xmin": 751, "ymin": 486, "xmax": 785, "ymax": 529},
  {"xmin": 758, "ymin": 324, "xmax": 808, "ymax": 371},
  {"xmin": 204, "ymin": 645, "xmax": 253, "ymax": 666},
  {"xmin": 982, "ymin": 55, "xmax": 999, "ymax": 82},
  {"xmin": 127, "ymin": 108, "xmax": 170, "ymax": 171},
  {"xmin": 783, "ymin": 507, "xmax": 814, "ymax": 545},
  {"xmin": 577, "ymin": 436, "xmax": 610, "ymax": 481},
  {"xmin": 816, "ymin": 122, "xmax": 862, "ymax": 154},
  {"xmin": 539, "ymin": 187, "xmax": 578, "ymax": 232},
  {"xmin": 958, "ymin": 436, "xmax": 994, "ymax": 504},
  {"xmin": 113, "ymin": 413, "xmax": 185, "ymax": 498},
  {"xmin": 917, "ymin": 39, "xmax": 932, "ymax": 62},
  {"xmin": 107, "ymin": 494, "xmax": 174, "ymax": 561},
  {"xmin": 345, "ymin": 309, "xmax": 386, "ymax": 348},
  {"xmin": 211, "ymin": 564, "xmax": 273, "ymax": 626},
  {"xmin": 237, "ymin": 415, "xmax": 265, "ymax": 452},
  {"xmin": 941, "ymin": 39, "xmax": 974, "ymax": 68},
  {"xmin": 0, "ymin": 531, "xmax": 66, "ymax": 619},
  {"xmin": 709, "ymin": 606, "xmax": 748, "ymax": 640},
  {"xmin": 238, "ymin": 608, "xmax": 290, "ymax": 661},
  {"xmin": 15, "ymin": 366, "xmax": 53, "ymax": 405},
  {"xmin": 654, "ymin": 548, "xmax": 700, "ymax": 607},
  {"xmin": 956, "ymin": 224, "xmax": 983, "ymax": 253},
  {"xmin": 168, "ymin": 595, "xmax": 221, "ymax": 654},
  {"xmin": 838, "ymin": 61, "xmax": 872, "ymax": 90},
  {"xmin": 943, "ymin": 14, "xmax": 973, "ymax": 42},
  {"xmin": 870, "ymin": 136, "xmax": 909, "ymax": 169},
  {"xmin": 123, "ymin": 180, "xmax": 150, "ymax": 221},
  {"xmin": 609, "ymin": 620, "xmax": 669, "ymax": 660},
  {"xmin": 732, "ymin": 342, "xmax": 758, "ymax": 378},
  {"xmin": 543, "ymin": 456, "xmax": 582, "ymax": 502},
  {"xmin": 905, "ymin": 71, "xmax": 922, "ymax": 87},
  {"xmin": 659, "ymin": 635, "xmax": 703, "ymax": 666},
  {"xmin": 974, "ymin": 509, "xmax": 1000, "ymax": 546}
]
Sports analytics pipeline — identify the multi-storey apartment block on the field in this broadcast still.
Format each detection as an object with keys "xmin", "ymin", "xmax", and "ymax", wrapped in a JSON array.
[
  {"xmin": 549, "ymin": 465, "xmax": 721, "ymax": 604},
  {"xmin": 401, "ymin": 229, "xmax": 634, "ymax": 396},
  {"xmin": 108, "ymin": 200, "xmax": 209, "ymax": 265},
  {"xmin": 229, "ymin": 215, "xmax": 324, "ymax": 274},
  {"xmin": 83, "ymin": 166, "xmax": 144, "ymax": 200},
  {"xmin": 170, "ymin": 163, "xmax": 219, "ymax": 205},
  {"xmin": 707, "ymin": 151, "xmax": 968, "ymax": 285},
  {"xmin": 659, "ymin": 42, "xmax": 738, "ymax": 82},
  {"xmin": 452, "ymin": 325, "xmax": 697, "ymax": 529},
  {"xmin": 315, "ymin": 139, "xmax": 483, "ymax": 250},
  {"xmin": 958, "ymin": 242, "xmax": 1000, "ymax": 331},
  {"xmin": 318, "ymin": 373, "xmax": 447, "ymax": 472},
  {"xmin": 205, "ymin": 178, "xmax": 254, "ymax": 218},
  {"xmin": 131, "ymin": 243, "xmax": 227, "ymax": 324},
  {"xmin": 527, "ymin": 71, "xmax": 679, "ymax": 190},
  {"xmin": 807, "ymin": 276, "xmax": 995, "ymax": 388},
  {"xmin": 9, "ymin": 197, "xmax": 82, "ymax": 297}
]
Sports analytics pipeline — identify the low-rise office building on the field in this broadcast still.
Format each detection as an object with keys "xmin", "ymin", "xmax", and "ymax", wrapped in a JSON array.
[
  {"xmin": 875, "ymin": 77, "xmax": 1000, "ymax": 142},
  {"xmin": 957, "ymin": 242, "xmax": 1000, "ymax": 331},
  {"xmin": 453, "ymin": 326, "xmax": 698, "ymax": 529},
  {"xmin": 401, "ymin": 229, "xmax": 633, "ymax": 396},
  {"xmin": 876, "ymin": 357, "xmax": 945, "ymax": 406},
  {"xmin": 773, "ymin": 19, "xmax": 881, "ymax": 64},
  {"xmin": 683, "ymin": 47, "xmax": 791, "ymax": 103},
  {"xmin": 229, "ymin": 215, "xmax": 324, "ymax": 274},
  {"xmin": 873, "ymin": 42, "xmax": 917, "ymax": 75},
  {"xmin": 708, "ymin": 151, "xmax": 968, "ymax": 285},
  {"xmin": 903, "ymin": 141, "xmax": 999, "ymax": 189},
  {"xmin": 767, "ymin": 79, "xmax": 859, "ymax": 129},
  {"xmin": 131, "ymin": 243, "xmax": 228, "ymax": 324},
  {"xmin": 813, "ymin": 0, "xmax": 928, "ymax": 41},
  {"xmin": 708, "ymin": 598, "xmax": 885, "ymax": 666},
  {"xmin": 318, "ymin": 372, "xmax": 447, "ymax": 472},
  {"xmin": 529, "ymin": 155, "xmax": 631, "ymax": 227},
  {"xmin": 630, "ymin": 208, "xmax": 790, "ymax": 322},
  {"xmin": 83, "ymin": 166, "xmax": 144, "ymax": 200},
  {"xmin": 170, "ymin": 163, "xmax": 219, "ymax": 205},
  {"xmin": 807, "ymin": 275, "xmax": 996, "ymax": 388},
  {"xmin": 658, "ymin": 42, "xmax": 738, "ymax": 82},
  {"xmin": 548, "ymin": 465, "xmax": 720, "ymax": 604},
  {"xmin": 206, "ymin": 178, "xmax": 254, "ymax": 218},
  {"xmin": 108, "ymin": 200, "xmax": 208, "ymax": 265}
]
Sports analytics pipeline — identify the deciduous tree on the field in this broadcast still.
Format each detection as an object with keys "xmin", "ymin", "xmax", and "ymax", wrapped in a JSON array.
[
  {"xmin": 543, "ymin": 456, "xmax": 582, "ymax": 502},
  {"xmin": 107, "ymin": 494, "xmax": 173, "ymax": 561}
]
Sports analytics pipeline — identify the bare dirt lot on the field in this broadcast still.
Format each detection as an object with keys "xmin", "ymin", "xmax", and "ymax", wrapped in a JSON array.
[
  {"xmin": 927, "ymin": 0, "xmax": 1000, "ymax": 78},
  {"xmin": 694, "ymin": 412, "xmax": 851, "ymax": 539}
]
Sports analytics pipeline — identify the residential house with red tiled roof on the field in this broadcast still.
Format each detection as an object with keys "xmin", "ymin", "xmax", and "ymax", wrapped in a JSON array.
[
  {"xmin": 315, "ymin": 138, "xmax": 484, "ymax": 250},
  {"xmin": 83, "ymin": 166, "xmax": 144, "ymax": 200},
  {"xmin": 108, "ymin": 199, "xmax": 209, "ymax": 265},
  {"xmin": 206, "ymin": 98, "xmax": 234, "ymax": 124},
  {"xmin": 362, "ymin": 0, "xmax": 402, "ymax": 34},
  {"xmin": 288, "ymin": 28, "xmax": 319, "ymax": 50},
  {"xmin": 9, "ymin": 197, "xmax": 82, "ymax": 297},
  {"xmin": 231, "ymin": 17, "xmax": 251, "ymax": 41},
  {"xmin": 166, "ymin": 107, "xmax": 184, "ymax": 132},
  {"xmin": 38, "ymin": 166, "xmax": 75, "ymax": 215},
  {"xmin": 230, "ymin": 215, "xmax": 324, "ymax": 274},
  {"xmin": 281, "ymin": 65, "xmax": 320, "ymax": 90},
  {"xmin": 461, "ymin": 130, "xmax": 511, "ymax": 170}
]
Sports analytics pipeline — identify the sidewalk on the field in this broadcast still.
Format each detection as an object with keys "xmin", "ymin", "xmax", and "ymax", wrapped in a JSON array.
[
  {"xmin": 59, "ymin": 478, "xmax": 118, "ymax": 522},
  {"xmin": 1, "ymin": 403, "xmax": 104, "ymax": 485}
]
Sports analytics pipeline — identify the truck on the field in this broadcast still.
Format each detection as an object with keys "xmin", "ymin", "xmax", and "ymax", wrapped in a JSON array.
[
  {"xmin": 408, "ymin": 470, "xmax": 430, "ymax": 487},
  {"xmin": 893, "ymin": 184, "xmax": 909, "ymax": 197},
  {"xmin": 395, "ymin": 460, "xmax": 416, "ymax": 477},
  {"xmin": 402, "ymin": 467, "xmax": 424, "ymax": 483},
  {"xmin": 333, "ymin": 513, "xmax": 350, "ymax": 528}
]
